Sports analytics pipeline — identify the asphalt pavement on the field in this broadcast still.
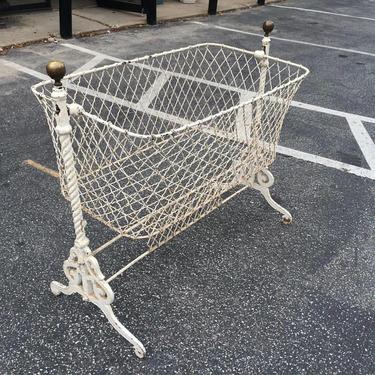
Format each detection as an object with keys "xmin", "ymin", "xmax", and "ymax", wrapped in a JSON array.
[{"xmin": 0, "ymin": 0, "xmax": 374, "ymax": 373}]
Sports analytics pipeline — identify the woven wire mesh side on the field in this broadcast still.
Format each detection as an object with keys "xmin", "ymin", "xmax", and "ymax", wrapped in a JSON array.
[
  {"xmin": 33, "ymin": 93, "xmax": 68, "ymax": 196},
  {"xmin": 32, "ymin": 44, "xmax": 307, "ymax": 249}
]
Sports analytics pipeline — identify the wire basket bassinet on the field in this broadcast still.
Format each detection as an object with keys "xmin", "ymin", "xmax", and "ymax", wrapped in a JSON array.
[
  {"xmin": 32, "ymin": 24, "xmax": 310, "ymax": 357},
  {"xmin": 33, "ymin": 43, "xmax": 308, "ymax": 249}
]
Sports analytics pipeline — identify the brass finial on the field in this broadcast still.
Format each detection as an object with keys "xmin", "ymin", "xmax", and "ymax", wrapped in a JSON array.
[
  {"xmin": 262, "ymin": 20, "xmax": 274, "ymax": 37},
  {"xmin": 46, "ymin": 60, "xmax": 66, "ymax": 87}
]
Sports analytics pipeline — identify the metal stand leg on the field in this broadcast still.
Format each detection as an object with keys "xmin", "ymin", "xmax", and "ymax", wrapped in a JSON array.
[
  {"xmin": 46, "ymin": 61, "xmax": 146, "ymax": 359},
  {"xmin": 50, "ymin": 247, "xmax": 146, "ymax": 358},
  {"xmin": 249, "ymin": 168, "xmax": 292, "ymax": 224},
  {"xmin": 249, "ymin": 24, "xmax": 292, "ymax": 222},
  {"xmin": 97, "ymin": 304, "xmax": 146, "ymax": 359}
]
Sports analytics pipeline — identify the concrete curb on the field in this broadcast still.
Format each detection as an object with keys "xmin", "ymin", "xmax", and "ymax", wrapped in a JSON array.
[{"xmin": 0, "ymin": 0, "xmax": 283, "ymax": 54}]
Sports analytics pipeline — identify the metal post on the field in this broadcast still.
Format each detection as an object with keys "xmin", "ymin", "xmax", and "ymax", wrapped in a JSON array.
[
  {"xmin": 208, "ymin": 0, "xmax": 218, "ymax": 15},
  {"xmin": 59, "ymin": 0, "xmax": 72, "ymax": 39},
  {"xmin": 262, "ymin": 20, "xmax": 274, "ymax": 55},
  {"xmin": 46, "ymin": 61, "xmax": 88, "ymax": 247},
  {"xmin": 45, "ymin": 60, "xmax": 147, "ymax": 358},
  {"xmin": 257, "ymin": 0, "xmax": 265, "ymax": 5},
  {"xmin": 144, "ymin": 0, "xmax": 157, "ymax": 25},
  {"xmin": 255, "ymin": 22, "xmax": 274, "ymax": 104},
  {"xmin": 250, "ymin": 20, "xmax": 293, "ymax": 224},
  {"xmin": 255, "ymin": 21, "xmax": 274, "ymax": 99},
  {"xmin": 253, "ymin": 21, "xmax": 274, "ymax": 159}
]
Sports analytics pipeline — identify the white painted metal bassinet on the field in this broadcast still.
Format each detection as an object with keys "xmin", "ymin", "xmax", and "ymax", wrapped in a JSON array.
[{"xmin": 31, "ymin": 21, "xmax": 309, "ymax": 358}]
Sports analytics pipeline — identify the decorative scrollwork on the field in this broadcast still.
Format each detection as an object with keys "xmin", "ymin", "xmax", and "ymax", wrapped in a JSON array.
[
  {"xmin": 248, "ymin": 168, "xmax": 292, "ymax": 224},
  {"xmin": 250, "ymin": 168, "xmax": 274, "ymax": 189},
  {"xmin": 63, "ymin": 246, "xmax": 114, "ymax": 305}
]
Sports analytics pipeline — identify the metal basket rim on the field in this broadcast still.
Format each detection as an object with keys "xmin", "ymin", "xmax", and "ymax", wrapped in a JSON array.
[
  {"xmin": 31, "ymin": 42, "xmax": 309, "ymax": 92},
  {"xmin": 31, "ymin": 42, "xmax": 310, "ymax": 139}
]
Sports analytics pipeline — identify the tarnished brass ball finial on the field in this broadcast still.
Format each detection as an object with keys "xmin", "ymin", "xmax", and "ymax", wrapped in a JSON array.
[
  {"xmin": 262, "ymin": 20, "xmax": 274, "ymax": 37},
  {"xmin": 46, "ymin": 60, "xmax": 66, "ymax": 86}
]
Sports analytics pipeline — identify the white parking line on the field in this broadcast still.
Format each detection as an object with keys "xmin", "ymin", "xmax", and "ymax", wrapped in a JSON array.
[
  {"xmin": 61, "ymin": 43, "xmax": 123, "ymax": 62},
  {"xmin": 291, "ymin": 101, "xmax": 375, "ymax": 125},
  {"xmin": 137, "ymin": 72, "xmax": 169, "ymax": 107},
  {"xmin": 277, "ymin": 146, "xmax": 375, "ymax": 180},
  {"xmin": 346, "ymin": 116, "xmax": 375, "ymax": 170},
  {"xmin": 71, "ymin": 55, "xmax": 105, "ymax": 76},
  {"xmin": 191, "ymin": 21, "xmax": 375, "ymax": 58},
  {"xmin": 0, "ymin": 59, "xmax": 49, "ymax": 80},
  {"xmin": 269, "ymin": 4, "xmax": 375, "ymax": 22},
  {"xmin": 1, "ymin": 44, "xmax": 375, "ymax": 180}
]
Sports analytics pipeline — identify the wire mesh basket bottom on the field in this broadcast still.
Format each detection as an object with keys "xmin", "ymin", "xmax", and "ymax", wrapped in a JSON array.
[{"xmin": 33, "ymin": 43, "xmax": 308, "ymax": 244}]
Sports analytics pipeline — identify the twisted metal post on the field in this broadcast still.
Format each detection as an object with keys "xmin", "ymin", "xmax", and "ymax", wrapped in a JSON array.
[
  {"xmin": 54, "ymin": 110, "xmax": 88, "ymax": 246},
  {"xmin": 255, "ymin": 20, "xmax": 274, "ymax": 116},
  {"xmin": 252, "ymin": 22, "xmax": 293, "ymax": 224},
  {"xmin": 47, "ymin": 60, "xmax": 88, "ymax": 246},
  {"xmin": 46, "ymin": 61, "xmax": 146, "ymax": 359},
  {"xmin": 253, "ymin": 21, "xmax": 271, "ymax": 166}
]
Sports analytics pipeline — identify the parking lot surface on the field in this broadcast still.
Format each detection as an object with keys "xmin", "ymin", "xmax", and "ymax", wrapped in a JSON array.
[{"xmin": 0, "ymin": 0, "xmax": 374, "ymax": 373}]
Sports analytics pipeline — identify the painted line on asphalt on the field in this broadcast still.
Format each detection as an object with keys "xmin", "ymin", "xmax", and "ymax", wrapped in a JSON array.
[
  {"xmin": 346, "ymin": 116, "xmax": 375, "ymax": 171},
  {"xmin": 2, "ymin": 53, "xmax": 374, "ymax": 180},
  {"xmin": 277, "ymin": 146, "xmax": 375, "ymax": 180},
  {"xmin": 0, "ymin": 58, "xmax": 49, "ymax": 80},
  {"xmin": 62, "ymin": 43, "xmax": 123, "ymax": 62},
  {"xmin": 191, "ymin": 21, "xmax": 375, "ymax": 58},
  {"xmin": 290, "ymin": 101, "xmax": 375, "ymax": 125},
  {"xmin": 269, "ymin": 4, "xmax": 375, "ymax": 22},
  {"xmin": 0, "ymin": 59, "xmax": 49, "ymax": 80},
  {"xmin": 71, "ymin": 55, "xmax": 105, "ymax": 76}
]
